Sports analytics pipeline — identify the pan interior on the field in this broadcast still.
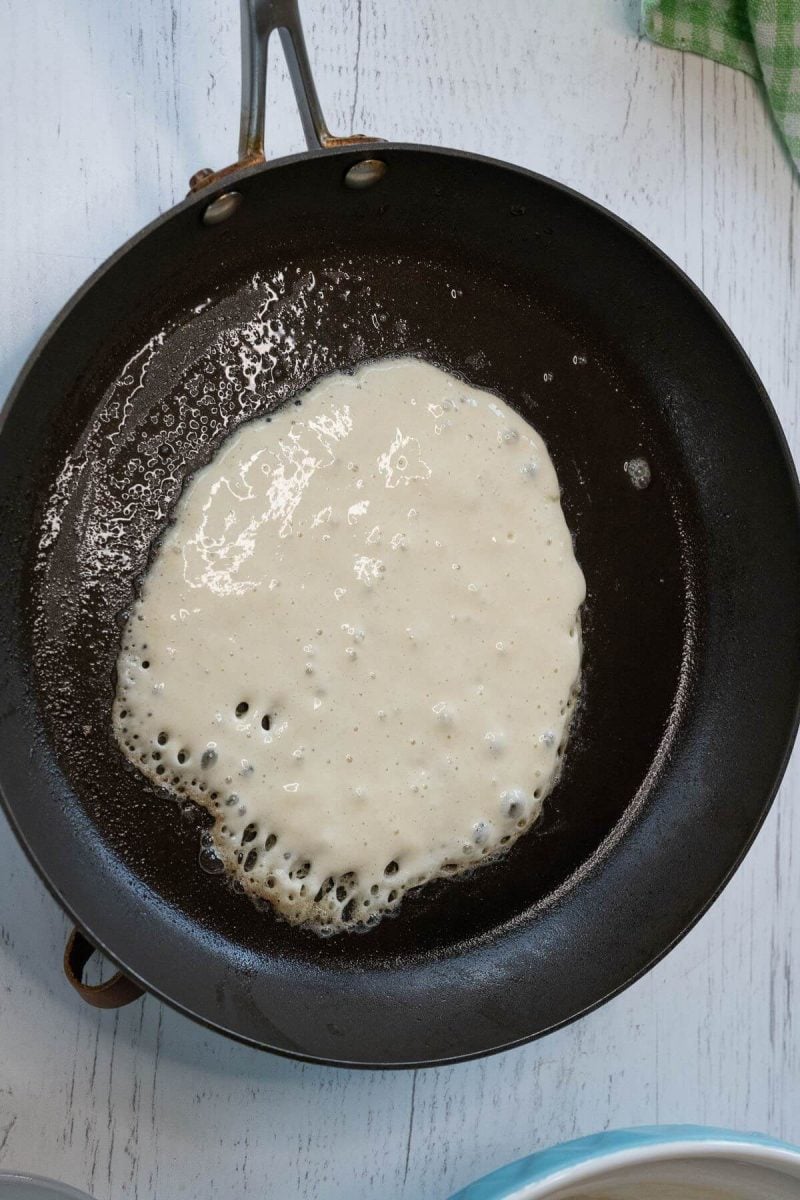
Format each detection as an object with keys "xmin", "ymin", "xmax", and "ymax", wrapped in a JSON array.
[{"xmin": 29, "ymin": 229, "xmax": 693, "ymax": 969}]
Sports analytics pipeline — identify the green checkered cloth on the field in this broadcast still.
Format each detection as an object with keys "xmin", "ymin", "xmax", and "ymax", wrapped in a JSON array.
[{"xmin": 642, "ymin": 1, "xmax": 800, "ymax": 170}]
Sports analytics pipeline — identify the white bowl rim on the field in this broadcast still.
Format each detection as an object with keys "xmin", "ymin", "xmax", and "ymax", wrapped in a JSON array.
[
  {"xmin": 515, "ymin": 1140, "xmax": 800, "ymax": 1200},
  {"xmin": 452, "ymin": 1127, "xmax": 800, "ymax": 1200},
  {"xmin": 0, "ymin": 1172, "xmax": 93, "ymax": 1199}
]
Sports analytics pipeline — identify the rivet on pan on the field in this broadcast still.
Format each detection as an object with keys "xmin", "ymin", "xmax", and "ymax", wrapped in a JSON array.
[
  {"xmin": 624, "ymin": 457, "xmax": 652, "ymax": 490},
  {"xmin": 189, "ymin": 167, "xmax": 215, "ymax": 190},
  {"xmin": 344, "ymin": 159, "xmax": 387, "ymax": 189},
  {"xmin": 201, "ymin": 191, "xmax": 243, "ymax": 226}
]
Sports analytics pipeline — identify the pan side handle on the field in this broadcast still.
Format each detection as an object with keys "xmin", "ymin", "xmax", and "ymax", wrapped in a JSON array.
[
  {"xmin": 190, "ymin": 0, "xmax": 380, "ymax": 198},
  {"xmin": 64, "ymin": 928, "xmax": 145, "ymax": 1009}
]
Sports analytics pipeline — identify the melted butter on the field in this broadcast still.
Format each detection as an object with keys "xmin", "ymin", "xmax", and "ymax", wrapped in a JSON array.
[{"xmin": 114, "ymin": 357, "xmax": 585, "ymax": 932}]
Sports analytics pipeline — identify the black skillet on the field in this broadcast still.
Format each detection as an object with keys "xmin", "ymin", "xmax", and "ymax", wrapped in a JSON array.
[{"xmin": 1, "ymin": 0, "xmax": 799, "ymax": 1068}]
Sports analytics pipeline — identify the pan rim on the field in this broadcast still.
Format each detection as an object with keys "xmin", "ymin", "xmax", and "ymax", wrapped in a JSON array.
[{"xmin": 2, "ymin": 142, "xmax": 799, "ymax": 1068}]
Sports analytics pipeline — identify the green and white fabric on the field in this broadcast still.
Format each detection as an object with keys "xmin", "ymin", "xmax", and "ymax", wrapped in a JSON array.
[{"xmin": 642, "ymin": 0, "xmax": 800, "ymax": 171}]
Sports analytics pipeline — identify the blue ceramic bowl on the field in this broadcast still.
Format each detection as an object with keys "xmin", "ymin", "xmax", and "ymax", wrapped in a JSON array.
[{"xmin": 451, "ymin": 1126, "xmax": 800, "ymax": 1199}]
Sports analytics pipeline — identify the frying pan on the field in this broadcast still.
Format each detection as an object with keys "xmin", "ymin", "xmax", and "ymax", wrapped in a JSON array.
[{"xmin": 1, "ymin": 0, "xmax": 799, "ymax": 1069}]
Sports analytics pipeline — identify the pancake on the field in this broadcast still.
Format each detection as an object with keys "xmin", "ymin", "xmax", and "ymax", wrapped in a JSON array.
[{"xmin": 114, "ymin": 357, "xmax": 585, "ymax": 933}]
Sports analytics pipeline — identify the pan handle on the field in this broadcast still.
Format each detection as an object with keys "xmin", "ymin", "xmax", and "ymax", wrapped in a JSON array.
[
  {"xmin": 240, "ymin": 0, "xmax": 376, "ymax": 158},
  {"xmin": 190, "ymin": 0, "xmax": 380, "ymax": 198},
  {"xmin": 63, "ymin": 928, "xmax": 145, "ymax": 1009}
]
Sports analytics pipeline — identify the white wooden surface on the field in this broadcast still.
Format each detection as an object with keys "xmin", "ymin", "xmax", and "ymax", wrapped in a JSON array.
[{"xmin": 1, "ymin": 2, "xmax": 799, "ymax": 1197}]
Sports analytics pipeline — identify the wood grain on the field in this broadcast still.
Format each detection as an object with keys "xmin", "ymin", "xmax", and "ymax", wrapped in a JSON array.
[{"xmin": 1, "ymin": 1, "xmax": 798, "ymax": 1197}]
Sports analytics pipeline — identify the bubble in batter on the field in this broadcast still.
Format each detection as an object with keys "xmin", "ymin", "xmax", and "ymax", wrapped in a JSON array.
[{"xmin": 113, "ymin": 357, "xmax": 585, "ymax": 933}]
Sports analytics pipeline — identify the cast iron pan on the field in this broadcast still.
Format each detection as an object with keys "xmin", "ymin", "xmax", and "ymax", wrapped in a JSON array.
[{"xmin": 1, "ymin": 0, "xmax": 799, "ymax": 1067}]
